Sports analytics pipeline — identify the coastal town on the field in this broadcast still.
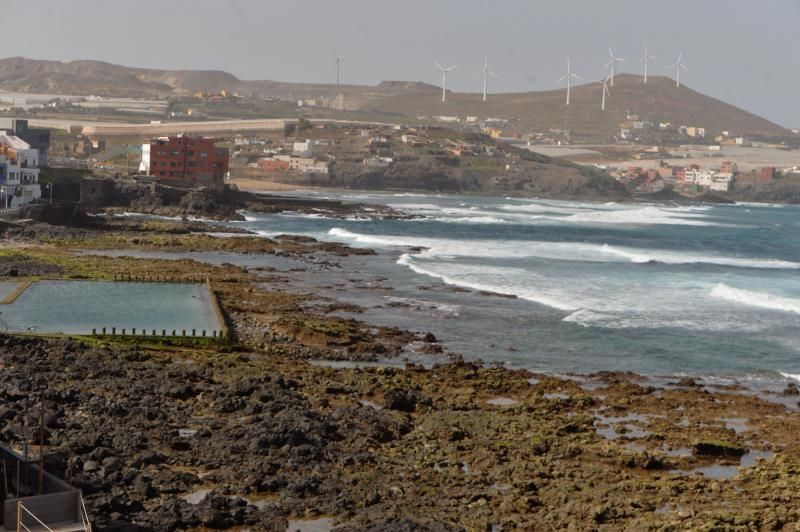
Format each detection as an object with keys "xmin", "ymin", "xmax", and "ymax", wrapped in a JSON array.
[{"xmin": 1, "ymin": 2, "xmax": 800, "ymax": 530}]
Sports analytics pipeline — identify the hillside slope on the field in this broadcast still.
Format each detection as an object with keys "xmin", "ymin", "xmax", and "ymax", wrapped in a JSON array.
[{"xmin": 0, "ymin": 58, "xmax": 787, "ymax": 138}]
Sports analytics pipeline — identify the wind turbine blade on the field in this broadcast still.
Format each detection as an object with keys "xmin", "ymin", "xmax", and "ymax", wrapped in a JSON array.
[
  {"xmin": 667, "ymin": 62, "xmax": 678, "ymax": 69},
  {"xmin": 445, "ymin": 65, "xmax": 458, "ymax": 72},
  {"xmin": 434, "ymin": 61, "xmax": 444, "ymax": 71},
  {"xmin": 488, "ymin": 70, "xmax": 497, "ymax": 78},
  {"xmin": 616, "ymin": 57, "xmax": 625, "ymax": 62},
  {"xmin": 608, "ymin": 46, "xmax": 614, "ymax": 57},
  {"xmin": 604, "ymin": 59, "xmax": 613, "ymax": 69},
  {"xmin": 681, "ymin": 64, "xmax": 688, "ymax": 71},
  {"xmin": 558, "ymin": 74, "xmax": 568, "ymax": 82},
  {"xmin": 572, "ymin": 73, "xmax": 583, "ymax": 80}
]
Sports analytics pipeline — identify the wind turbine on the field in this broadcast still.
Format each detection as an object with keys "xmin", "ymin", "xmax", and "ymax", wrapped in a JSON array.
[
  {"xmin": 334, "ymin": 54, "xmax": 344, "ymax": 86},
  {"xmin": 558, "ymin": 58, "xmax": 582, "ymax": 106},
  {"xmin": 605, "ymin": 47, "xmax": 625, "ymax": 87},
  {"xmin": 667, "ymin": 51, "xmax": 688, "ymax": 87},
  {"xmin": 638, "ymin": 44, "xmax": 658, "ymax": 84},
  {"xmin": 476, "ymin": 57, "xmax": 497, "ymax": 103},
  {"xmin": 594, "ymin": 77, "xmax": 611, "ymax": 111},
  {"xmin": 434, "ymin": 61, "xmax": 458, "ymax": 103}
]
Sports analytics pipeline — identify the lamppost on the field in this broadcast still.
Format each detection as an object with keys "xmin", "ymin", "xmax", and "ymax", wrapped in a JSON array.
[
  {"xmin": 45, "ymin": 182, "xmax": 53, "ymax": 204},
  {"xmin": 1, "ymin": 186, "xmax": 7, "ymax": 209}
]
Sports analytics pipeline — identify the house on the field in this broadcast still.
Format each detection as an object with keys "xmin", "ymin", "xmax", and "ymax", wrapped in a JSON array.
[
  {"xmin": 0, "ymin": 118, "xmax": 51, "ymax": 166},
  {"xmin": 0, "ymin": 133, "xmax": 42, "ymax": 208},
  {"xmin": 758, "ymin": 167, "xmax": 775, "ymax": 181},
  {"xmin": 257, "ymin": 158, "xmax": 291, "ymax": 171},
  {"xmin": 710, "ymin": 178, "xmax": 731, "ymax": 192},
  {"xmin": 140, "ymin": 135, "xmax": 228, "ymax": 190},
  {"xmin": 363, "ymin": 157, "xmax": 393, "ymax": 168},
  {"xmin": 293, "ymin": 139, "xmax": 313, "ymax": 157}
]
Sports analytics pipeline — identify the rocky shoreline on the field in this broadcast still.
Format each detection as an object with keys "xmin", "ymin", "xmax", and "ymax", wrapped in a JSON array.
[{"xmin": 2, "ymin": 214, "xmax": 800, "ymax": 531}]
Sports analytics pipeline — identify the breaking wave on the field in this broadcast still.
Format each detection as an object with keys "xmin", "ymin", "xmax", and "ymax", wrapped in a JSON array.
[
  {"xmin": 710, "ymin": 284, "xmax": 800, "ymax": 315},
  {"xmin": 329, "ymin": 228, "xmax": 799, "ymax": 270}
]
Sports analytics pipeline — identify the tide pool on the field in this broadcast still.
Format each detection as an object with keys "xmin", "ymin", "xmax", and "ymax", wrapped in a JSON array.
[{"xmin": 0, "ymin": 280, "xmax": 221, "ymax": 335}]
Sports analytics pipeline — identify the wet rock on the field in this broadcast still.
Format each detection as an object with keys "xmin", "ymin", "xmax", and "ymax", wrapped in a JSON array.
[
  {"xmin": 693, "ymin": 440, "xmax": 746, "ymax": 458},
  {"xmin": 782, "ymin": 383, "xmax": 799, "ymax": 396},
  {"xmin": 383, "ymin": 388, "xmax": 431, "ymax": 413}
]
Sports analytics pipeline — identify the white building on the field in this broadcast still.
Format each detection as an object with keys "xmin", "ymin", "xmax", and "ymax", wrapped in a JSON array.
[
  {"xmin": 292, "ymin": 139, "xmax": 312, "ymax": 157},
  {"xmin": 710, "ymin": 179, "xmax": 731, "ymax": 192},
  {"xmin": 139, "ymin": 143, "xmax": 151, "ymax": 174},
  {"xmin": 0, "ymin": 133, "xmax": 41, "ymax": 208}
]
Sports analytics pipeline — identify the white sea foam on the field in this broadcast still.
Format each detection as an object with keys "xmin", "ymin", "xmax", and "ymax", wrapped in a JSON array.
[
  {"xmin": 780, "ymin": 372, "xmax": 800, "ymax": 383},
  {"xmin": 559, "ymin": 205, "xmax": 717, "ymax": 226},
  {"xmin": 396, "ymin": 253, "xmax": 578, "ymax": 311},
  {"xmin": 599, "ymin": 244, "xmax": 800, "ymax": 269},
  {"xmin": 711, "ymin": 284, "xmax": 800, "ymax": 315},
  {"xmin": 329, "ymin": 228, "xmax": 799, "ymax": 270}
]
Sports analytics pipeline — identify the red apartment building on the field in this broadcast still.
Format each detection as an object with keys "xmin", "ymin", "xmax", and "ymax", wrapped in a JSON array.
[{"xmin": 146, "ymin": 136, "xmax": 229, "ymax": 189}]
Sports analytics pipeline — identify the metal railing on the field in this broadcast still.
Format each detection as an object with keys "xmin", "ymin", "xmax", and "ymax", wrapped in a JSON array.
[
  {"xmin": 79, "ymin": 496, "xmax": 91, "ymax": 532},
  {"xmin": 0, "ymin": 207, "xmax": 22, "ymax": 219},
  {"xmin": 16, "ymin": 502, "xmax": 55, "ymax": 532}
]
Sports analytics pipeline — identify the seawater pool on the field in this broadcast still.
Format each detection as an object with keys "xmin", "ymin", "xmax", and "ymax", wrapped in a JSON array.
[
  {"xmin": 0, "ymin": 280, "xmax": 222, "ymax": 335},
  {"xmin": 0, "ymin": 281, "xmax": 20, "ymax": 302}
]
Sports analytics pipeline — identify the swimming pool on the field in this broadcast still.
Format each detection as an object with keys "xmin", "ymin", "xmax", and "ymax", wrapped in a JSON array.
[{"xmin": 0, "ymin": 280, "xmax": 222, "ymax": 335}]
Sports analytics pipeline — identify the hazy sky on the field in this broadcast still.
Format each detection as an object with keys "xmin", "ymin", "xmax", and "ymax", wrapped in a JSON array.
[{"xmin": 3, "ymin": 0, "xmax": 799, "ymax": 127}]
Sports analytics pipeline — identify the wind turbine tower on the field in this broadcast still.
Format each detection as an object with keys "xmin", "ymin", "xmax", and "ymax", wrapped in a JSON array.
[
  {"xmin": 558, "ymin": 58, "xmax": 582, "ymax": 106},
  {"xmin": 434, "ymin": 62, "xmax": 458, "ymax": 103},
  {"xmin": 334, "ymin": 55, "xmax": 344, "ymax": 85},
  {"xmin": 477, "ymin": 57, "xmax": 497, "ymax": 103},
  {"xmin": 667, "ymin": 51, "xmax": 688, "ymax": 87},
  {"xmin": 639, "ymin": 44, "xmax": 658, "ymax": 84},
  {"xmin": 605, "ymin": 47, "xmax": 625, "ymax": 87},
  {"xmin": 595, "ymin": 77, "xmax": 611, "ymax": 111}
]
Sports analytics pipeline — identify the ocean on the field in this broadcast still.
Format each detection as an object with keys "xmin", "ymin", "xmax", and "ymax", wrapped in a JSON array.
[{"xmin": 233, "ymin": 192, "xmax": 800, "ymax": 382}]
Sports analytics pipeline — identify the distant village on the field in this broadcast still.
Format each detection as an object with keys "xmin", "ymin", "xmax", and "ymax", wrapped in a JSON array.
[{"xmin": 2, "ymin": 95, "xmax": 800, "ymax": 213}]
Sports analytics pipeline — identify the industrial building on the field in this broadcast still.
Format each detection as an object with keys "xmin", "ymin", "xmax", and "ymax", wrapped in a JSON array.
[{"xmin": 140, "ymin": 135, "xmax": 229, "ymax": 190}]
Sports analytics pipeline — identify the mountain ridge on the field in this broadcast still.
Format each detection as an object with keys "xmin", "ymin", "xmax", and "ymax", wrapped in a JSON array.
[{"xmin": 0, "ymin": 57, "xmax": 788, "ymax": 138}]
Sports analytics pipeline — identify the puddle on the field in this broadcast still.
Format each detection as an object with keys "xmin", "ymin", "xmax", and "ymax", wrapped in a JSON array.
[
  {"xmin": 660, "ymin": 446, "xmax": 693, "ymax": 457},
  {"xmin": 359, "ymin": 399, "xmax": 384, "ymax": 410},
  {"xmin": 722, "ymin": 418, "xmax": 750, "ymax": 434},
  {"xmin": 543, "ymin": 392, "xmax": 570, "ymax": 400},
  {"xmin": 286, "ymin": 517, "xmax": 335, "ymax": 532},
  {"xmin": 594, "ymin": 413, "xmax": 651, "ymax": 440},
  {"xmin": 671, "ymin": 450, "xmax": 776, "ymax": 480},
  {"xmin": 486, "ymin": 397, "xmax": 519, "ymax": 406},
  {"xmin": 623, "ymin": 442, "xmax": 647, "ymax": 452},
  {"xmin": 307, "ymin": 359, "xmax": 405, "ymax": 370},
  {"xmin": 182, "ymin": 488, "xmax": 211, "ymax": 505},
  {"xmin": 740, "ymin": 449, "xmax": 775, "ymax": 467},
  {"xmin": 243, "ymin": 494, "xmax": 278, "ymax": 510},
  {"xmin": 655, "ymin": 502, "xmax": 674, "ymax": 515},
  {"xmin": 579, "ymin": 382, "xmax": 608, "ymax": 391}
]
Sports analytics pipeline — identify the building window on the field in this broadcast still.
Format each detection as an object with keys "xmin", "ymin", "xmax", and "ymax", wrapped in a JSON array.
[
  {"xmin": 187, "ymin": 150, "xmax": 194, "ymax": 156},
  {"xmin": 200, "ymin": 151, "xmax": 208, "ymax": 158}
]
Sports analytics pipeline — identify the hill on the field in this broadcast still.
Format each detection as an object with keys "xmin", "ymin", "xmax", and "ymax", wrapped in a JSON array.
[{"xmin": 0, "ymin": 57, "xmax": 788, "ymax": 138}]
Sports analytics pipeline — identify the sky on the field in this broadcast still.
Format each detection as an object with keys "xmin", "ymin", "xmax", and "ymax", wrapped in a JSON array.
[{"xmin": 2, "ymin": 0, "xmax": 799, "ymax": 127}]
